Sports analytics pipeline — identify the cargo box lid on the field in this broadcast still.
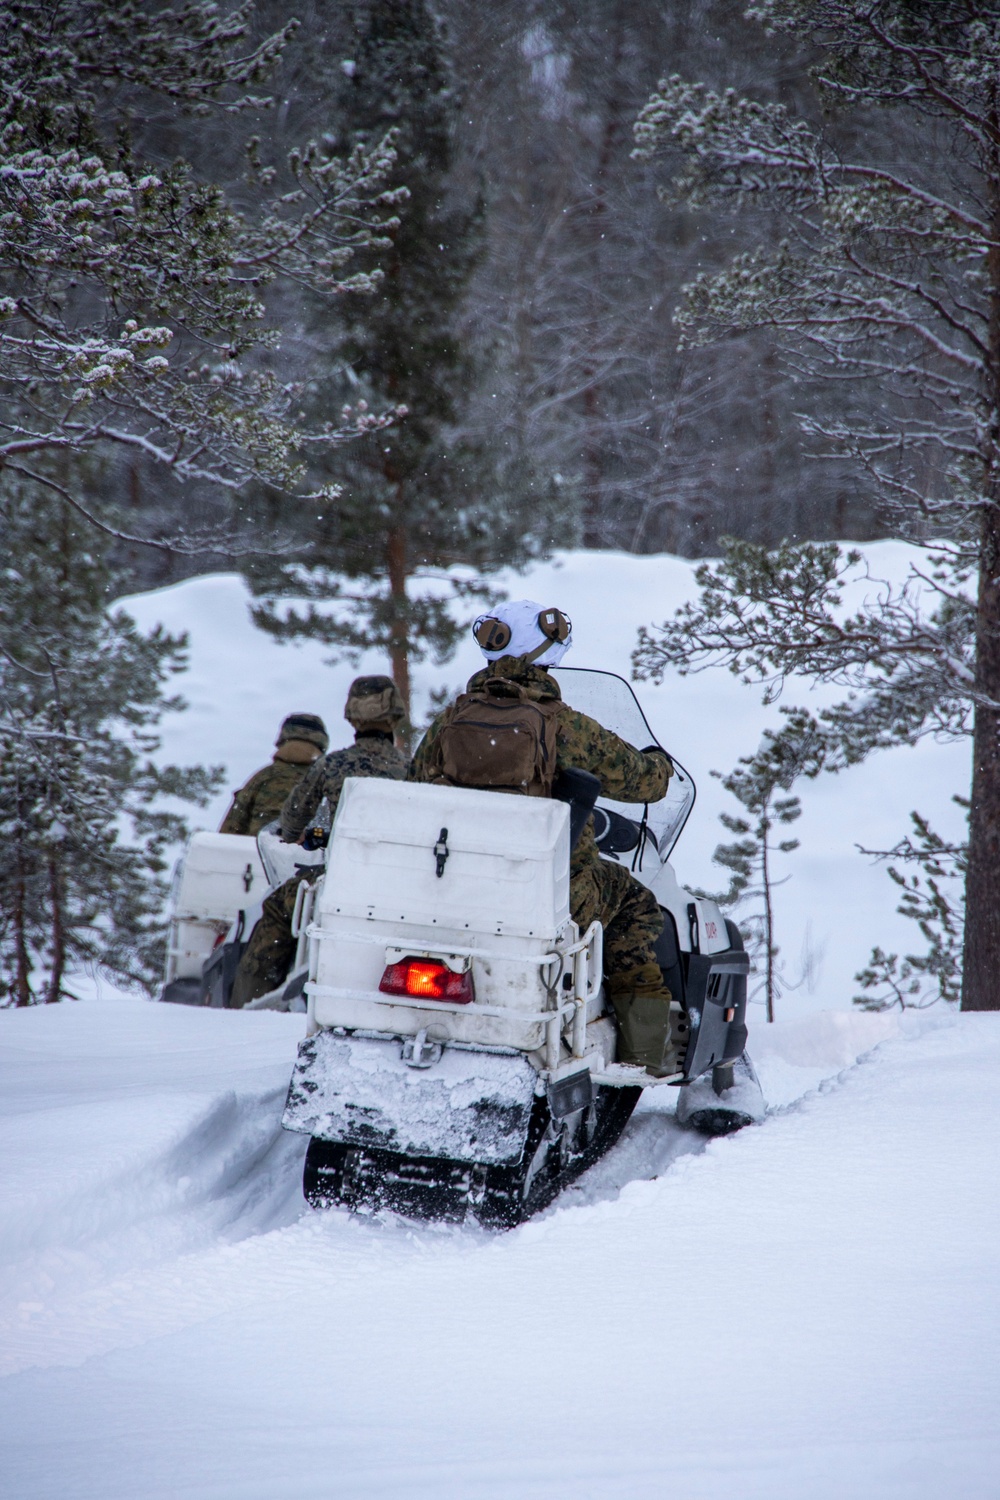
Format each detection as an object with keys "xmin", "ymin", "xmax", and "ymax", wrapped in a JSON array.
[{"xmin": 320, "ymin": 779, "xmax": 570, "ymax": 939}]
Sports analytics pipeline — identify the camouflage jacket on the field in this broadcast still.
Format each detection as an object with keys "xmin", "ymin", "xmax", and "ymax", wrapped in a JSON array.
[
  {"xmin": 409, "ymin": 657, "xmax": 671, "ymax": 872},
  {"xmin": 280, "ymin": 732, "xmax": 408, "ymax": 841},
  {"xmin": 219, "ymin": 757, "xmax": 314, "ymax": 837}
]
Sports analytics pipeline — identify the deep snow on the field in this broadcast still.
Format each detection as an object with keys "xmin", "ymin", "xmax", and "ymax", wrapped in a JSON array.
[
  {"xmin": 1, "ymin": 995, "xmax": 997, "ymax": 1498},
  {"xmin": 1, "ymin": 547, "xmax": 993, "ymax": 1498}
]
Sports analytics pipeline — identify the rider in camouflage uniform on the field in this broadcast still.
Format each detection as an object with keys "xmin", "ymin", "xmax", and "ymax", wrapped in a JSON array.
[
  {"xmin": 409, "ymin": 601, "xmax": 684, "ymax": 1075},
  {"xmin": 228, "ymin": 678, "xmax": 407, "ymax": 1008},
  {"xmin": 219, "ymin": 713, "xmax": 329, "ymax": 836}
]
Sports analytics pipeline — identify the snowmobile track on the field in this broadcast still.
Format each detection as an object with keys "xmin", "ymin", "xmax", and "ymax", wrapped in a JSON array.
[{"xmin": 303, "ymin": 1083, "xmax": 644, "ymax": 1228}]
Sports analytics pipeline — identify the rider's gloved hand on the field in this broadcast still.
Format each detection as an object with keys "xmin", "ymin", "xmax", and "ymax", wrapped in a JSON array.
[{"xmin": 640, "ymin": 745, "xmax": 674, "ymax": 773}]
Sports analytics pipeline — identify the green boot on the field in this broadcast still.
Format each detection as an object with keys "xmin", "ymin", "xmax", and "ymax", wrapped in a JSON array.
[{"xmin": 608, "ymin": 963, "xmax": 690, "ymax": 1076}]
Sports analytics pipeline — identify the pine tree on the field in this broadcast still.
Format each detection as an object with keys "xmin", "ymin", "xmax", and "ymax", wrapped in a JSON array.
[
  {"xmin": 854, "ymin": 808, "xmax": 966, "ymax": 1011},
  {"xmin": 0, "ymin": 0, "xmax": 401, "ymax": 553},
  {"xmin": 244, "ymin": 0, "xmax": 564, "ymax": 734},
  {"xmin": 705, "ymin": 713, "xmax": 823, "ymax": 1021},
  {"xmin": 0, "ymin": 474, "xmax": 220, "ymax": 1003},
  {"xmin": 632, "ymin": 4, "xmax": 1000, "ymax": 1009}
]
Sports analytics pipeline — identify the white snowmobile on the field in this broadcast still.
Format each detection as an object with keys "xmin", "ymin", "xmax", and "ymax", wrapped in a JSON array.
[
  {"xmin": 271, "ymin": 665, "xmax": 765, "ymax": 1226},
  {"xmin": 160, "ymin": 667, "xmax": 764, "ymax": 1222},
  {"xmin": 159, "ymin": 828, "xmax": 323, "ymax": 1009}
]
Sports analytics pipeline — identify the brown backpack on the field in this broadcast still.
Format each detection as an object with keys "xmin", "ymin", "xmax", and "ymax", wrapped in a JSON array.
[{"xmin": 435, "ymin": 679, "xmax": 562, "ymax": 796}]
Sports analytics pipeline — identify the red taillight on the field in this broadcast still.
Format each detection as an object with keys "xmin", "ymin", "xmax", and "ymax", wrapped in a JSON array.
[{"xmin": 378, "ymin": 958, "xmax": 475, "ymax": 1004}]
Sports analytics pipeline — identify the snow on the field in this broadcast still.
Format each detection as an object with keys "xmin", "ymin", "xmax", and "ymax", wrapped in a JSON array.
[
  {"xmin": 284, "ymin": 1029, "xmax": 538, "ymax": 1162},
  {"xmin": 1, "ymin": 994, "xmax": 997, "ymax": 1497},
  {"xmin": 1, "ymin": 546, "xmax": 993, "ymax": 1496}
]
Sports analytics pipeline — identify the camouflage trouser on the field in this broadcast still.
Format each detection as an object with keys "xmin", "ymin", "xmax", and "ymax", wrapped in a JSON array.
[
  {"xmin": 569, "ymin": 856, "xmax": 664, "ymax": 983},
  {"xmin": 570, "ymin": 855, "xmax": 684, "ymax": 1071},
  {"xmin": 228, "ymin": 867, "xmax": 321, "ymax": 1009}
]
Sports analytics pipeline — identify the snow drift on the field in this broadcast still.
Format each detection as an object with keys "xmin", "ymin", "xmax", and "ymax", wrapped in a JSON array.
[{"xmin": 1, "ymin": 994, "xmax": 997, "ymax": 1498}]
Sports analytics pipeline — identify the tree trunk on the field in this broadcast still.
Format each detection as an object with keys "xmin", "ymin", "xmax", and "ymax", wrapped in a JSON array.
[
  {"xmin": 386, "ymin": 522, "xmax": 412, "ymax": 748},
  {"xmin": 12, "ymin": 838, "xmax": 32, "ymax": 1006},
  {"xmin": 962, "ymin": 500, "xmax": 1000, "ymax": 1009},
  {"xmin": 45, "ymin": 853, "xmax": 65, "ymax": 1004},
  {"xmin": 761, "ymin": 813, "xmax": 776, "ymax": 1024},
  {"xmin": 962, "ymin": 166, "xmax": 1000, "ymax": 1011}
]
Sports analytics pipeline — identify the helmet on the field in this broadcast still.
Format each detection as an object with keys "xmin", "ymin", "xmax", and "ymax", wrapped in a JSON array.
[
  {"xmin": 276, "ymin": 713, "xmax": 329, "ymax": 752},
  {"xmin": 345, "ymin": 675, "xmax": 405, "ymax": 729},
  {"xmin": 472, "ymin": 600, "xmax": 573, "ymax": 667}
]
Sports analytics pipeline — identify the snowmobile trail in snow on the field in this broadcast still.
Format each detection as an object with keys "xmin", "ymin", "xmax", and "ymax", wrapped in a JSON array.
[
  {"xmin": 0, "ymin": 1010, "xmax": 706, "ymax": 1379},
  {"xmin": 0, "ymin": 993, "xmax": 873, "ymax": 1377},
  {"xmin": 0, "ymin": 997, "xmax": 929, "ymax": 1381},
  {"xmin": 3, "ymin": 996, "xmax": 998, "ymax": 1500},
  {"xmin": 0, "ymin": 995, "xmax": 308, "ymax": 1375}
]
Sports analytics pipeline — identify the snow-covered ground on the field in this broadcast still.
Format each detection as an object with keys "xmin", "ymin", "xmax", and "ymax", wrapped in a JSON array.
[
  {"xmin": 2, "ymin": 547, "xmax": 993, "ymax": 1497},
  {"xmin": 2, "ymin": 995, "xmax": 997, "ymax": 1497}
]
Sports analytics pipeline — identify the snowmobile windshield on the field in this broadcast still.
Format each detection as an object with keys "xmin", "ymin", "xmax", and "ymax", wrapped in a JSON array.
[{"xmin": 552, "ymin": 666, "xmax": 695, "ymax": 865}]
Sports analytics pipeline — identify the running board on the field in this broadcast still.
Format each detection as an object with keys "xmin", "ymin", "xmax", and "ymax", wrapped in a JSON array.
[{"xmin": 591, "ymin": 1063, "xmax": 684, "ymax": 1088}]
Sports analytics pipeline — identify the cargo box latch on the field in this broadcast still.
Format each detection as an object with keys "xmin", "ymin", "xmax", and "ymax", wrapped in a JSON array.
[{"xmin": 434, "ymin": 827, "xmax": 450, "ymax": 878}]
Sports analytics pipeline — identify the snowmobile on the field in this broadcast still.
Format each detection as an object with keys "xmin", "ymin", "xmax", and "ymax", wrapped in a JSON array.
[
  {"xmin": 159, "ymin": 823, "xmax": 323, "ymax": 1008},
  {"xmin": 160, "ymin": 668, "xmax": 764, "ymax": 1222},
  {"xmin": 274, "ymin": 666, "xmax": 765, "ymax": 1226}
]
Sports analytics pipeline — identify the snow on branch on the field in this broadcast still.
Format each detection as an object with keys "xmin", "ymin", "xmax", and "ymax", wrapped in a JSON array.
[
  {"xmin": 0, "ymin": 0, "xmax": 407, "ymax": 552},
  {"xmin": 633, "ymin": 538, "xmax": 979, "ymax": 756}
]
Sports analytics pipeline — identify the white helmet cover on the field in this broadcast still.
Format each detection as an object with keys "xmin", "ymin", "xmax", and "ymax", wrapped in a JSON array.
[{"xmin": 473, "ymin": 599, "xmax": 573, "ymax": 667}]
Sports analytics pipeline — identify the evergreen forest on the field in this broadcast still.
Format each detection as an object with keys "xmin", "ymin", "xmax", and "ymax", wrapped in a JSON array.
[{"xmin": 2, "ymin": 0, "xmax": 1000, "ymax": 1012}]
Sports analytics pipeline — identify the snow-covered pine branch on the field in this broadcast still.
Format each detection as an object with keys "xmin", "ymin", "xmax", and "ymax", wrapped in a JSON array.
[
  {"xmin": 0, "ymin": 0, "xmax": 404, "ymax": 551},
  {"xmin": 632, "ymin": 1, "xmax": 1000, "ymax": 1010},
  {"xmin": 634, "ymin": 538, "xmax": 978, "ymax": 729}
]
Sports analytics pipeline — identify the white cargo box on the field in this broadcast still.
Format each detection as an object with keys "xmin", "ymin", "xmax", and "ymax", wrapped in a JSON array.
[
  {"xmin": 164, "ymin": 832, "xmax": 267, "ymax": 983},
  {"xmin": 321, "ymin": 778, "xmax": 570, "ymax": 939},
  {"xmin": 308, "ymin": 779, "xmax": 576, "ymax": 1045},
  {"xmin": 171, "ymin": 832, "xmax": 267, "ymax": 919}
]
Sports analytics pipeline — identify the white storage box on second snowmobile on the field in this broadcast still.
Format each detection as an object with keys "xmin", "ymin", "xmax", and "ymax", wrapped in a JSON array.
[
  {"xmin": 306, "ymin": 778, "xmax": 590, "ymax": 1051},
  {"xmin": 164, "ymin": 832, "xmax": 267, "ymax": 983}
]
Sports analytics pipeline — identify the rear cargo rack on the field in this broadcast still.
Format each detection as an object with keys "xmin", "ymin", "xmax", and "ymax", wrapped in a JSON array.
[{"xmin": 305, "ymin": 921, "xmax": 603, "ymax": 1070}]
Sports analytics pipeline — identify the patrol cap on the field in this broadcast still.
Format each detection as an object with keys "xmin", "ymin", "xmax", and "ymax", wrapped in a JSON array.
[
  {"xmin": 276, "ymin": 713, "xmax": 329, "ymax": 752},
  {"xmin": 345, "ymin": 675, "xmax": 405, "ymax": 728},
  {"xmin": 473, "ymin": 599, "xmax": 573, "ymax": 667}
]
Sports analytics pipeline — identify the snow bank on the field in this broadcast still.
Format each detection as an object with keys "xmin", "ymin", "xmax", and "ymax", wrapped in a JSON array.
[{"xmin": 1, "ymin": 993, "xmax": 997, "ymax": 1498}]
